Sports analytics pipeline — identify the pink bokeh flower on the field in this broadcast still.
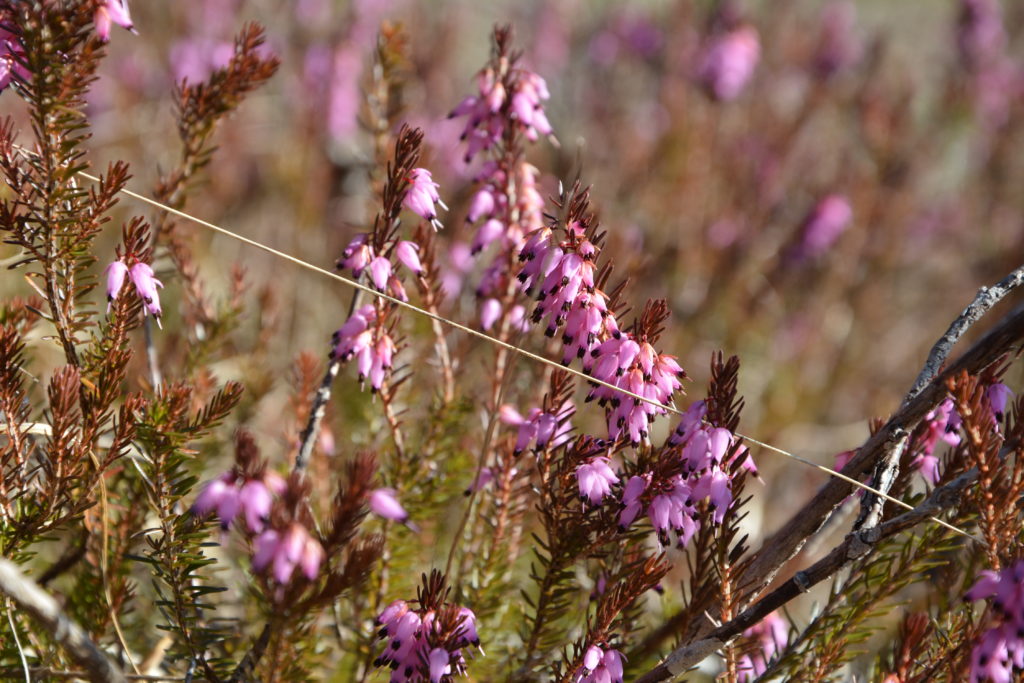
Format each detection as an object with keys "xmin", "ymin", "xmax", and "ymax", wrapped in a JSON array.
[
  {"xmin": 698, "ymin": 25, "xmax": 760, "ymax": 101},
  {"xmin": 737, "ymin": 612, "xmax": 788, "ymax": 681}
]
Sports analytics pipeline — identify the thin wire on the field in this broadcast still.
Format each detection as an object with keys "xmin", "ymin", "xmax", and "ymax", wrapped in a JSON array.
[{"xmin": 64, "ymin": 165, "xmax": 974, "ymax": 541}]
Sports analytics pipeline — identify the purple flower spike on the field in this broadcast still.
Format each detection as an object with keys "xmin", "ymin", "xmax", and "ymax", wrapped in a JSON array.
[
  {"xmin": 255, "ymin": 523, "xmax": 322, "ymax": 585},
  {"xmin": 105, "ymin": 260, "xmax": 129, "ymax": 312}
]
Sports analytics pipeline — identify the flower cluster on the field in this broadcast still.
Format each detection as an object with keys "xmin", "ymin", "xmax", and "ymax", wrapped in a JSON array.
[
  {"xmin": 909, "ymin": 398, "xmax": 961, "ymax": 484},
  {"xmin": 253, "ymin": 521, "xmax": 324, "ymax": 585},
  {"xmin": 331, "ymin": 304, "xmax": 397, "ymax": 392},
  {"xmin": 616, "ymin": 401, "xmax": 752, "ymax": 546},
  {"xmin": 467, "ymin": 156, "xmax": 547, "ymax": 334},
  {"xmin": 519, "ymin": 222, "xmax": 614, "ymax": 361},
  {"xmin": 737, "ymin": 612, "xmax": 789, "ymax": 682},
  {"xmin": 577, "ymin": 456, "xmax": 619, "ymax": 505},
  {"xmin": 967, "ymin": 560, "xmax": 1024, "ymax": 683},
  {"xmin": 337, "ymin": 234, "xmax": 424, "ymax": 302},
  {"xmin": 574, "ymin": 643, "xmax": 625, "ymax": 683},
  {"xmin": 500, "ymin": 400, "xmax": 575, "ymax": 455},
  {"xmin": 191, "ymin": 434, "xmax": 326, "ymax": 586},
  {"xmin": 375, "ymin": 598, "xmax": 481, "ymax": 683},
  {"xmin": 449, "ymin": 60, "xmax": 552, "ymax": 162},
  {"xmin": 94, "ymin": 0, "xmax": 134, "ymax": 42},
  {"xmin": 518, "ymin": 213, "xmax": 686, "ymax": 447},
  {"xmin": 105, "ymin": 259, "xmax": 164, "ymax": 325},
  {"xmin": 192, "ymin": 468, "xmax": 286, "ymax": 532}
]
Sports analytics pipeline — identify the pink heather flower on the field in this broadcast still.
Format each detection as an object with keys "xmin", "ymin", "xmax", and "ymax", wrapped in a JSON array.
[
  {"xmin": 94, "ymin": 0, "xmax": 135, "ymax": 42},
  {"xmin": 667, "ymin": 401, "xmax": 707, "ymax": 447},
  {"xmin": 450, "ymin": 65, "xmax": 554, "ymax": 163},
  {"xmin": 577, "ymin": 457, "xmax": 619, "ymax": 505},
  {"xmin": 464, "ymin": 467, "xmax": 495, "ymax": 495},
  {"xmin": 405, "ymin": 168, "xmax": 447, "ymax": 230},
  {"xmin": 129, "ymin": 262, "xmax": 164, "ymax": 325},
  {"xmin": 0, "ymin": 26, "xmax": 29, "ymax": 92},
  {"xmin": 332, "ymin": 305, "xmax": 396, "ymax": 392},
  {"xmin": 105, "ymin": 260, "xmax": 129, "ymax": 312},
  {"xmin": 192, "ymin": 472, "xmax": 240, "ymax": 529},
  {"xmin": 617, "ymin": 474, "xmax": 650, "ymax": 531},
  {"xmin": 967, "ymin": 561, "xmax": 1024, "ymax": 683},
  {"xmin": 791, "ymin": 194, "xmax": 853, "ymax": 262},
  {"xmin": 192, "ymin": 470, "xmax": 285, "ymax": 532},
  {"xmin": 737, "ymin": 612, "xmax": 788, "ymax": 682},
  {"xmin": 395, "ymin": 241, "xmax": 424, "ymax": 274},
  {"xmin": 338, "ymin": 233, "xmax": 373, "ymax": 276},
  {"xmin": 369, "ymin": 488, "xmax": 409, "ymax": 523},
  {"xmin": 367, "ymin": 256, "xmax": 393, "ymax": 290},
  {"xmin": 500, "ymin": 401, "xmax": 575, "ymax": 455},
  {"xmin": 428, "ymin": 648, "xmax": 450, "ymax": 683},
  {"xmin": 985, "ymin": 382, "xmax": 1014, "ymax": 421},
  {"xmin": 253, "ymin": 522, "xmax": 324, "ymax": 584},
  {"xmin": 375, "ymin": 599, "xmax": 480, "ymax": 682},
  {"xmin": 922, "ymin": 398, "xmax": 963, "ymax": 455},
  {"xmin": 575, "ymin": 644, "xmax": 625, "ymax": 683},
  {"xmin": 698, "ymin": 25, "xmax": 760, "ymax": 101}
]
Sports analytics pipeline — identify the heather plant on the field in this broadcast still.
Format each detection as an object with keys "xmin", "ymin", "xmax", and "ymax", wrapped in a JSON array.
[{"xmin": 3, "ymin": 2, "xmax": 1024, "ymax": 683}]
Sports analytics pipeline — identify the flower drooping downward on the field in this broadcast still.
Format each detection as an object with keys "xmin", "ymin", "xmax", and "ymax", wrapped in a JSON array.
[
  {"xmin": 94, "ymin": 0, "xmax": 135, "ymax": 42},
  {"xmin": 404, "ymin": 168, "xmax": 447, "ymax": 230},
  {"xmin": 105, "ymin": 258, "xmax": 164, "ymax": 326}
]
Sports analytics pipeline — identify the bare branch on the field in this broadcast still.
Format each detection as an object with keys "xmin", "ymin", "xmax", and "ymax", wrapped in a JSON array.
[
  {"xmin": 0, "ymin": 559, "xmax": 127, "ymax": 683},
  {"xmin": 634, "ymin": 468, "xmax": 979, "ymax": 683},
  {"xmin": 905, "ymin": 264, "xmax": 1024, "ymax": 405}
]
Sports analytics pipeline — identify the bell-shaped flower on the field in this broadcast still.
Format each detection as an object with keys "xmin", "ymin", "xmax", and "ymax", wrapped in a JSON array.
[
  {"xmin": 577, "ymin": 457, "xmax": 619, "ymax": 505},
  {"xmin": 95, "ymin": 0, "xmax": 134, "ymax": 42},
  {"xmin": 404, "ymin": 168, "xmax": 447, "ymax": 230},
  {"xmin": 129, "ymin": 262, "xmax": 164, "ymax": 325},
  {"xmin": 395, "ymin": 240, "xmax": 424, "ymax": 274},
  {"xmin": 105, "ymin": 260, "xmax": 129, "ymax": 312}
]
